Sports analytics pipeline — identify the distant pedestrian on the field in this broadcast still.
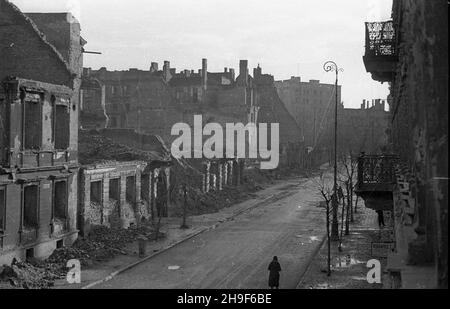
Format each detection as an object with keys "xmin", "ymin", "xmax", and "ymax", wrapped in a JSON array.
[
  {"xmin": 268, "ymin": 256, "xmax": 282, "ymax": 289},
  {"xmin": 376, "ymin": 210, "xmax": 385, "ymax": 228}
]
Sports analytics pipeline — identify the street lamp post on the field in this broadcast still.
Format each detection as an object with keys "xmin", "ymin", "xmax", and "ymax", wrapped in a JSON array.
[{"xmin": 323, "ymin": 60, "xmax": 343, "ymax": 241}]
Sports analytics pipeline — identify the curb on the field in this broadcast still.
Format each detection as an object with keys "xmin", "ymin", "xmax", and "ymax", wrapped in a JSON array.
[
  {"xmin": 81, "ymin": 189, "xmax": 296, "ymax": 289},
  {"xmin": 295, "ymin": 234, "xmax": 327, "ymax": 288}
]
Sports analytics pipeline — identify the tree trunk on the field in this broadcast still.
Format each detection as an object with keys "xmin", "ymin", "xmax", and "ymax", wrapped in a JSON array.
[
  {"xmin": 181, "ymin": 184, "xmax": 189, "ymax": 229},
  {"xmin": 350, "ymin": 181, "xmax": 354, "ymax": 222}
]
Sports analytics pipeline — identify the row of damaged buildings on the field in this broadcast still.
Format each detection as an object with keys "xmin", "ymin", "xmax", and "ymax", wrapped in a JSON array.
[
  {"xmin": 357, "ymin": 0, "xmax": 447, "ymax": 288},
  {"xmin": 0, "ymin": 1, "xmax": 177, "ymax": 264},
  {"xmin": 275, "ymin": 77, "xmax": 390, "ymax": 157},
  {"xmin": 80, "ymin": 59, "xmax": 310, "ymax": 169},
  {"xmin": 0, "ymin": 0, "xmax": 310, "ymax": 264}
]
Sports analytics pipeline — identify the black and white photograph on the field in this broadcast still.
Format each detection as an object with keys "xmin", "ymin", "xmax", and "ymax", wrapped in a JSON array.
[{"xmin": 0, "ymin": 0, "xmax": 447, "ymax": 293}]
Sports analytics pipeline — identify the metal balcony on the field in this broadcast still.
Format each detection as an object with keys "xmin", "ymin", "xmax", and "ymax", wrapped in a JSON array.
[
  {"xmin": 363, "ymin": 21, "xmax": 398, "ymax": 83},
  {"xmin": 356, "ymin": 154, "xmax": 398, "ymax": 210}
]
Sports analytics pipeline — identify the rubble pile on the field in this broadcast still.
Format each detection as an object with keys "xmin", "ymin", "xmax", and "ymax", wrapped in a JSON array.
[
  {"xmin": 86, "ymin": 201, "xmax": 102, "ymax": 225},
  {"xmin": 169, "ymin": 165, "xmax": 275, "ymax": 217},
  {"xmin": 0, "ymin": 223, "xmax": 163, "ymax": 289},
  {"xmin": 79, "ymin": 130, "xmax": 163, "ymax": 165},
  {"xmin": 46, "ymin": 247, "xmax": 91, "ymax": 267},
  {"xmin": 0, "ymin": 260, "xmax": 62, "ymax": 289}
]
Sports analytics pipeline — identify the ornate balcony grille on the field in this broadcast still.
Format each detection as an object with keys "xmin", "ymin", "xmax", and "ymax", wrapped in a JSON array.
[{"xmin": 365, "ymin": 21, "xmax": 397, "ymax": 57}]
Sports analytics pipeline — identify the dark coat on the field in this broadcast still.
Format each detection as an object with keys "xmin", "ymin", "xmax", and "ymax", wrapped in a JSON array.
[{"xmin": 268, "ymin": 261, "xmax": 281, "ymax": 287}]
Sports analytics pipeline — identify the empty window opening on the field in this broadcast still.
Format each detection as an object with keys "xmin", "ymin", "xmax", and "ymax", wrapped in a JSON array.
[
  {"xmin": 126, "ymin": 176, "xmax": 135, "ymax": 204},
  {"xmin": 23, "ymin": 185, "xmax": 39, "ymax": 229},
  {"xmin": 55, "ymin": 104, "xmax": 70, "ymax": 150},
  {"xmin": 56, "ymin": 239, "xmax": 64, "ymax": 249},
  {"xmin": 110, "ymin": 117, "xmax": 117, "ymax": 128},
  {"xmin": 141, "ymin": 174, "xmax": 150, "ymax": 202},
  {"xmin": 0, "ymin": 187, "xmax": 5, "ymax": 232},
  {"xmin": 193, "ymin": 87, "xmax": 199, "ymax": 103},
  {"xmin": 23, "ymin": 99, "xmax": 42, "ymax": 150},
  {"xmin": 90, "ymin": 181, "xmax": 102, "ymax": 204},
  {"xmin": 54, "ymin": 181, "xmax": 68, "ymax": 220},
  {"xmin": 26, "ymin": 248, "xmax": 34, "ymax": 260},
  {"xmin": 109, "ymin": 178, "xmax": 120, "ymax": 201}
]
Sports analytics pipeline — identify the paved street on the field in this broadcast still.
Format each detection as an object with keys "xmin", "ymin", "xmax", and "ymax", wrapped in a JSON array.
[{"xmin": 94, "ymin": 174, "xmax": 329, "ymax": 289}]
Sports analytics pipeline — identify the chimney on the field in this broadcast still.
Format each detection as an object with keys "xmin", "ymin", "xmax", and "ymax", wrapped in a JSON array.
[
  {"xmin": 253, "ymin": 65, "xmax": 262, "ymax": 78},
  {"xmin": 229, "ymin": 68, "xmax": 235, "ymax": 81},
  {"xmin": 184, "ymin": 69, "xmax": 190, "ymax": 77},
  {"xmin": 83, "ymin": 67, "xmax": 91, "ymax": 77},
  {"xmin": 150, "ymin": 62, "xmax": 158, "ymax": 73},
  {"xmin": 191, "ymin": 70, "xmax": 194, "ymax": 75},
  {"xmin": 202, "ymin": 58, "xmax": 208, "ymax": 90},
  {"xmin": 366, "ymin": 100, "xmax": 370, "ymax": 109},
  {"xmin": 163, "ymin": 61, "xmax": 171, "ymax": 81},
  {"xmin": 239, "ymin": 60, "xmax": 248, "ymax": 84},
  {"xmin": 362, "ymin": 99, "xmax": 366, "ymax": 109}
]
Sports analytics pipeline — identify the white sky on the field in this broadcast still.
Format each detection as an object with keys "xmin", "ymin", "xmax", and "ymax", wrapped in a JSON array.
[{"xmin": 11, "ymin": 0, "xmax": 392, "ymax": 108}]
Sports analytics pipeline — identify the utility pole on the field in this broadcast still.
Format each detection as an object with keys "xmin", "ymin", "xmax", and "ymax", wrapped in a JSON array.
[{"xmin": 323, "ymin": 61, "xmax": 343, "ymax": 241}]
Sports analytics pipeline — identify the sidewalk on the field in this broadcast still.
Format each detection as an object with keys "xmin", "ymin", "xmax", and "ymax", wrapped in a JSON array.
[
  {"xmin": 53, "ymin": 177, "xmax": 306, "ymax": 289},
  {"xmin": 297, "ymin": 200, "xmax": 393, "ymax": 289}
]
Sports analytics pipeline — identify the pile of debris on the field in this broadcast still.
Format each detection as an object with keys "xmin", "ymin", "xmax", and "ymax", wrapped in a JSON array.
[
  {"xmin": 169, "ymin": 164, "xmax": 275, "ymax": 217},
  {"xmin": 0, "ymin": 223, "xmax": 164, "ymax": 289},
  {"xmin": 0, "ymin": 259, "xmax": 62, "ymax": 289},
  {"xmin": 78, "ymin": 130, "xmax": 165, "ymax": 165}
]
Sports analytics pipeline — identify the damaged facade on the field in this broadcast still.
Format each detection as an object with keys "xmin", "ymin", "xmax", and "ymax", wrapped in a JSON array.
[
  {"xmin": 358, "ymin": 0, "xmax": 448, "ymax": 288},
  {"xmin": 77, "ymin": 129, "xmax": 172, "ymax": 235},
  {"xmin": 275, "ymin": 76, "xmax": 341, "ymax": 148},
  {"xmin": 0, "ymin": 1, "xmax": 84, "ymax": 264},
  {"xmin": 339, "ymin": 98, "xmax": 390, "ymax": 155},
  {"xmin": 81, "ymin": 58, "xmax": 308, "ymax": 168}
]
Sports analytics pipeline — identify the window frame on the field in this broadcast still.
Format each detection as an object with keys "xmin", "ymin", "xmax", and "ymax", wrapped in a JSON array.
[
  {"xmin": 21, "ymin": 182, "xmax": 40, "ymax": 230},
  {"xmin": 21, "ymin": 90, "xmax": 43, "ymax": 151},
  {"xmin": 52, "ymin": 179, "xmax": 69, "ymax": 221},
  {"xmin": 52, "ymin": 95, "xmax": 71, "ymax": 151}
]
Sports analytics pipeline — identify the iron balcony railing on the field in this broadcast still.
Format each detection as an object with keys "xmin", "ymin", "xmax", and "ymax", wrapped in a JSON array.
[
  {"xmin": 365, "ymin": 21, "xmax": 397, "ymax": 57},
  {"xmin": 357, "ymin": 154, "xmax": 398, "ymax": 192}
]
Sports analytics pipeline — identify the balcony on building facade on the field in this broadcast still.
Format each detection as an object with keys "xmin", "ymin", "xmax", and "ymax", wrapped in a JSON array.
[
  {"xmin": 356, "ymin": 153, "xmax": 398, "ymax": 211},
  {"xmin": 363, "ymin": 21, "xmax": 398, "ymax": 83}
]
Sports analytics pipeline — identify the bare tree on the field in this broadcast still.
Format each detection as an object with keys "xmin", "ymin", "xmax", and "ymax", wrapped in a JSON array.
[
  {"xmin": 339, "ymin": 151, "xmax": 358, "ymax": 224},
  {"xmin": 314, "ymin": 171, "xmax": 334, "ymax": 276}
]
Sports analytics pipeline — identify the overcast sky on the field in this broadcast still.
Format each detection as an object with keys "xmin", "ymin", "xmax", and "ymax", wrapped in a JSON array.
[{"xmin": 11, "ymin": 0, "xmax": 392, "ymax": 108}]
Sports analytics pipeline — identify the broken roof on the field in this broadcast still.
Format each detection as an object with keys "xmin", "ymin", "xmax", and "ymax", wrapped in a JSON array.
[
  {"xmin": 78, "ymin": 130, "xmax": 171, "ymax": 166},
  {"xmin": 1, "ymin": 0, "xmax": 74, "ymax": 77}
]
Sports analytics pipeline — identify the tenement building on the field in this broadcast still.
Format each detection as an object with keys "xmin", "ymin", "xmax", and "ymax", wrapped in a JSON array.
[
  {"xmin": 275, "ymin": 76, "xmax": 341, "ymax": 148},
  {"xmin": 357, "ymin": 0, "xmax": 447, "ymax": 288},
  {"xmin": 338, "ymin": 99, "xmax": 390, "ymax": 155},
  {"xmin": 0, "ymin": 1, "xmax": 84, "ymax": 263}
]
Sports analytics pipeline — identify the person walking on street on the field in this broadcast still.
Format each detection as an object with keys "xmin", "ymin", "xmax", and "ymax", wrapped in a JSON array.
[
  {"xmin": 376, "ymin": 210, "xmax": 385, "ymax": 228},
  {"xmin": 268, "ymin": 256, "xmax": 282, "ymax": 289}
]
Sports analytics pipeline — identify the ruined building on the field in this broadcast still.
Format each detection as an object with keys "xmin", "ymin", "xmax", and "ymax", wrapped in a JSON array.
[
  {"xmin": 81, "ymin": 66, "xmax": 173, "ymax": 140},
  {"xmin": 357, "ymin": 0, "xmax": 447, "ymax": 288},
  {"xmin": 77, "ymin": 130, "xmax": 172, "ymax": 236},
  {"xmin": 0, "ymin": 1, "xmax": 84, "ymax": 263},
  {"xmin": 253, "ymin": 66, "xmax": 305, "ymax": 167},
  {"xmin": 81, "ymin": 59, "xmax": 306, "ymax": 168},
  {"xmin": 338, "ymin": 99, "xmax": 390, "ymax": 155},
  {"xmin": 275, "ymin": 76, "xmax": 341, "ymax": 148}
]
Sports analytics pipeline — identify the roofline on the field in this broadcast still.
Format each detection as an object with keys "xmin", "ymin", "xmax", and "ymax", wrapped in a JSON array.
[{"xmin": 4, "ymin": 0, "xmax": 75, "ymax": 79}]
